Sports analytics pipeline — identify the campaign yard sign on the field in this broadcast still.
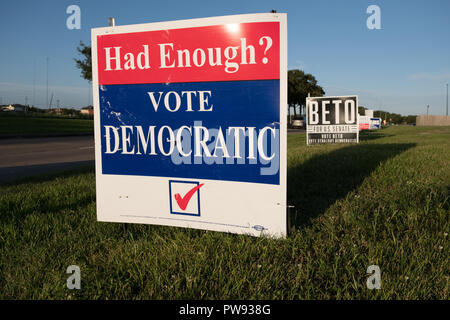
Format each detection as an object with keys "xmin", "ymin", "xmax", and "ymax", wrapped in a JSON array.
[
  {"xmin": 91, "ymin": 13, "xmax": 287, "ymax": 237},
  {"xmin": 359, "ymin": 115, "xmax": 370, "ymax": 131},
  {"xmin": 370, "ymin": 118, "xmax": 382, "ymax": 130},
  {"xmin": 306, "ymin": 96, "xmax": 359, "ymax": 145}
]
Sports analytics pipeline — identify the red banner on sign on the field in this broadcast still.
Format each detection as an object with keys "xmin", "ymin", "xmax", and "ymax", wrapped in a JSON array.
[
  {"xmin": 96, "ymin": 22, "xmax": 280, "ymax": 85},
  {"xmin": 359, "ymin": 123, "xmax": 370, "ymax": 130}
]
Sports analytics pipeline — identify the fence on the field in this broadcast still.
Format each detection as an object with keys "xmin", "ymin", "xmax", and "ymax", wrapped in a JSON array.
[{"xmin": 416, "ymin": 115, "xmax": 450, "ymax": 126}]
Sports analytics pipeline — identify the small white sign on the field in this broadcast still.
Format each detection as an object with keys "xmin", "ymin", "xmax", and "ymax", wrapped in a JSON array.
[{"xmin": 306, "ymin": 95, "xmax": 359, "ymax": 144}]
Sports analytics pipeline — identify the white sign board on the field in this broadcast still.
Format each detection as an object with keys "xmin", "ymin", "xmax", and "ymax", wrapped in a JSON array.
[
  {"xmin": 370, "ymin": 117, "xmax": 381, "ymax": 130},
  {"xmin": 306, "ymin": 95, "xmax": 359, "ymax": 144},
  {"xmin": 91, "ymin": 13, "xmax": 287, "ymax": 237},
  {"xmin": 365, "ymin": 109, "xmax": 374, "ymax": 118},
  {"xmin": 358, "ymin": 115, "xmax": 370, "ymax": 130}
]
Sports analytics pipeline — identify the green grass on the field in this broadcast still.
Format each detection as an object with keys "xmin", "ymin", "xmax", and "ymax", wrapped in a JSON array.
[
  {"xmin": 0, "ymin": 115, "xmax": 93, "ymax": 135},
  {"xmin": 0, "ymin": 126, "xmax": 448, "ymax": 299}
]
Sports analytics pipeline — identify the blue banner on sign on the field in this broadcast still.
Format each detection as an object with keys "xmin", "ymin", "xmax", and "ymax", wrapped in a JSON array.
[{"xmin": 99, "ymin": 80, "xmax": 280, "ymax": 185}]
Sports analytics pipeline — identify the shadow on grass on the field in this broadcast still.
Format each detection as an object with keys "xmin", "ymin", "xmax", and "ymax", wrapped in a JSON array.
[
  {"xmin": 0, "ymin": 161, "xmax": 95, "ymax": 186},
  {"xmin": 287, "ymin": 143, "xmax": 416, "ymax": 230},
  {"xmin": 359, "ymin": 130, "xmax": 394, "ymax": 141},
  {"xmin": 0, "ymin": 163, "xmax": 96, "ymax": 224}
]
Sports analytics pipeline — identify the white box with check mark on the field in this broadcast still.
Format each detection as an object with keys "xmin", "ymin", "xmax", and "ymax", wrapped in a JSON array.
[{"xmin": 169, "ymin": 180, "xmax": 203, "ymax": 216}]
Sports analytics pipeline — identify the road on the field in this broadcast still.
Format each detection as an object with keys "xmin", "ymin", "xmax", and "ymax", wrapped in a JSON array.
[
  {"xmin": 0, "ymin": 130, "xmax": 305, "ymax": 183},
  {"xmin": 287, "ymin": 128, "xmax": 306, "ymax": 135},
  {"xmin": 0, "ymin": 136, "xmax": 95, "ymax": 182}
]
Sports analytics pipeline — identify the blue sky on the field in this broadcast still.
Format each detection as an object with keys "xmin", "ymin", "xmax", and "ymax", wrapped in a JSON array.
[{"xmin": 0, "ymin": 0, "xmax": 449, "ymax": 115}]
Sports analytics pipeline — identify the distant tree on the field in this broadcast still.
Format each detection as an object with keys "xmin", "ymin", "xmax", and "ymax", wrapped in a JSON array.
[
  {"xmin": 383, "ymin": 113, "xmax": 394, "ymax": 123},
  {"xmin": 358, "ymin": 106, "xmax": 367, "ymax": 115},
  {"xmin": 374, "ymin": 110, "xmax": 384, "ymax": 118},
  {"xmin": 368, "ymin": 110, "xmax": 416, "ymax": 124},
  {"xmin": 28, "ymin": 106, "xmax": 46, "ymax": 113},
  {"xmin": 75, "ymin": 41, "xmax": 92, "ymax": 81},
  {"xmin": 404, "ymin": 115, "xmax": 417, "ymax": 124},
  {"xmin": 288, "ymin": 69, "xmax": 324, "ymax": 118},
  {"xmin": 373, "ymin": 110, "xmax": 403, "ymax": 124}
]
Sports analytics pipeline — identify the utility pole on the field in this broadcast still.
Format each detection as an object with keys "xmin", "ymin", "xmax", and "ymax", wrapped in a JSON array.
[
  {"xmin": 33, "ymin": 59, "xmax": 36, "ymax": 107},
  {"xmin": 427, "ymin": 104, "xmax": 429, "ymax": 116},
  {"xmin": 446, "ymin": 83, "xmax": 448, "ymax": 116},
  {"xmin": 46, "ymin": 57, "xmax": 49, "ymax": 109}
]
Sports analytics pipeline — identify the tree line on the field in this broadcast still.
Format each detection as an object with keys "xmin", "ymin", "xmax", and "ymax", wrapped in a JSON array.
[
  {"xmin": 74, "ymin": 42, "xmax": 325, "ymax": 117},
  {"xmin": 359, "ymin": 106, "xmax": 417, "ymax": 124},
  {"xmin": 75, "ymin": 42, "xmax": 416, "ymax": 124}
]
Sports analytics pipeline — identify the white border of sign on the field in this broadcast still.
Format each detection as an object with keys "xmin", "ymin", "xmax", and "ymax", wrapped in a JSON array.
[
  {"xmin": 91, "ymin": 13, "xmax": 287, "ymax": 238},
  {"xmin": 306, "ymin": 95, "xmax": 359, "ymax": 145}
]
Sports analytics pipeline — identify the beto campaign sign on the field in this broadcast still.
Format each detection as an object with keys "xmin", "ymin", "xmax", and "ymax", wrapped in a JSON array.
[
  {"xmin": 91, "ymin": 13, "xmax": 287, "ymax": 237},
  {"xmin": 306, "ymin": 96, "xmax": 359, "ymax": 145}
]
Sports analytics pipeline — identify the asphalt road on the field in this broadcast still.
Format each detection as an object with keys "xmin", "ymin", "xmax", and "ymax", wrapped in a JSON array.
[
  {"xmin": 0, "ymin": 136, "xmax": 95, "ymax": 182},
  {"xmin": 0, "ymin": 130, "xmax": 305, "ymax": 183},
  {"xmin": 287, "ymin": 128, "xmax": 306, "ymax": 135}
]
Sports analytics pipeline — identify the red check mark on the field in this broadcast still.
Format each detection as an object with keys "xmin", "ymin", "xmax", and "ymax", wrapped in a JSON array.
[{"xmin": 174, "ymin": 184, "xmax": 204, "ymax": 211}]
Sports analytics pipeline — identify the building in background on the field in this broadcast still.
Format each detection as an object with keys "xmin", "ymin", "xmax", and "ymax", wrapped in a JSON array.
[
  {"xmin": 1, "ymin": 104, "xmax": 26, "ymax": 112},
  {"xmin": 51, "ymin": 108, "xmax": 64, "ymax": 115},
  {"xmin": 416, "ymin": 115, "xmax": 450, "ymax": 126},
  {"xmin": 81, "ymin": 106, "xmax": 94, "ymax": 116}
]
